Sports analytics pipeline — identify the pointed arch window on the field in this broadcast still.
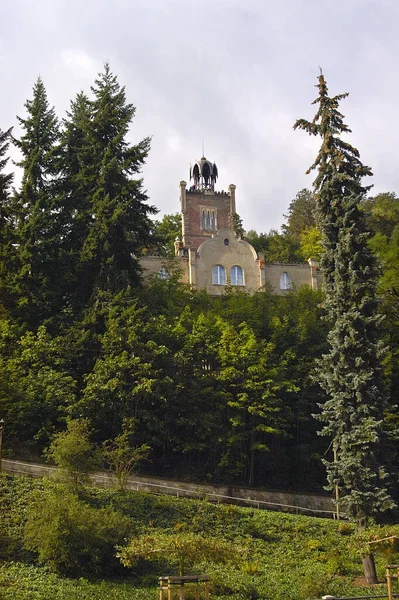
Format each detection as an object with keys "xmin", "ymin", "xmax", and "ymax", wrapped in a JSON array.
[
  {"xmin": 212, "ymin": 265, "xmax": 226, "ymax": 285},
  {"xmin": 206, "ymin": 211, "xmax": 211, "ymax": 229},
  {"xmin": 280, "ymin": 272, "xmax": 293, "ymax": 290},
  {"xmin": 230, "ymin": 265, "xmax": 244, "ymax": 286}
]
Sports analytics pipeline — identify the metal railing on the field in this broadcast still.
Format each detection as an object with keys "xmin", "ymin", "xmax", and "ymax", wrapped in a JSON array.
[{"xmin": 3, "ymin": 458, "xmax": 337, "ymax": 518}]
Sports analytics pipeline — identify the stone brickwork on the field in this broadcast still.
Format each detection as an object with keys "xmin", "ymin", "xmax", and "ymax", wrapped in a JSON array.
[{"xmin": 180, "ymin": 181, "xmax": 236, "ymax": 249}]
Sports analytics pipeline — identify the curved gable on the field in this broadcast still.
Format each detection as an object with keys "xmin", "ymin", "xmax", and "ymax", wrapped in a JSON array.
[
  {"xmin": 195, "ymin": 228, "xmax": 260, "ymax": 294},
  {"xmin": 197, "ymin": 228, "xmax": 258, "ymax": 261}
]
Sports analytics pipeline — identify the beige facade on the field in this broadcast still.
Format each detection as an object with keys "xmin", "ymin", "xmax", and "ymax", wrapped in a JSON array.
[
  {"xmin": 139, "ymin": 158, "xmax": 322, "ymax": 295},
  {"xmin": 194, "ymin": 228, "xmax": 261, "ymax": 295}
]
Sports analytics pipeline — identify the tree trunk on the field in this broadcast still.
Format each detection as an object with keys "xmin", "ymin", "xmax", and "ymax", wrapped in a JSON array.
[{"xmin": 362, "ymin": 553, "xmax": 378, "ymax": 584}]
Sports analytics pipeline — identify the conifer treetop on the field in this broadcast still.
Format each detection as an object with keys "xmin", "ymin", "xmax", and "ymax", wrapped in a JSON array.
[{"xmin": 294, "ymin": 70, "xmax": 372, "ymax": 196}]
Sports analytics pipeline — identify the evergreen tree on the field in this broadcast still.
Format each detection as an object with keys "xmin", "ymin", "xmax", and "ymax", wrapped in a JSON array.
[
  {"xmin": 294, "ymin": 72, "xmax": 396, "ymax": 527},
  {"xmin": 7, "ymin": 78, "xmax": 61, "ymax": 328},
  {"xmin": 0, "ymin": 127, "xmax": 13, "ymax": 213},
  {"xmin": 58, "ymin": 92, "xmax": 95, "ymax": 315},
  {"xmin": 79, "ymin": 64, "xmax": 156, "ymax": 300},
  {"xmin": 0, "ymin": 127, "xmax": 14, "ymax": 310}
]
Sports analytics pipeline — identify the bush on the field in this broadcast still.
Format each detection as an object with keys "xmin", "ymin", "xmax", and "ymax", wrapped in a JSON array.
[
  {"xmin": 44, "ymin": 418, "xmax": 99, "ymax": 488},
  {"xmin": 23, "ymin": 481, "xmax": 134, "ymax": 576}
]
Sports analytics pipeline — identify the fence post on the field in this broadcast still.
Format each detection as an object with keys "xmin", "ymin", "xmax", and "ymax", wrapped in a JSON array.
[{"xmin": 387, "ymin": 567, "xmax": 393, "ymax": 600}]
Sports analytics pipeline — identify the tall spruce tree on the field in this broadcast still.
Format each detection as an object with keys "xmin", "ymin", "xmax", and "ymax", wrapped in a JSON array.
[
  {"xmin": 294, "ymin": 72, "xmax": 396, "ymax": 529},
  {"xmin": 0, "ymin": 127, "xmax": 13, "ymax": 211},
  {"xmin": 58, "ymin": 92, "xmax": 95, "ymax": 315},
  {"xmin": 8, "ymin": 78, "xmax": 62, "ymax": 328},
  {"xmin": 78, "ymin": 64, "xmax": 156, "ymax": 301},
  {"xmin": 0, "ymin": 127, "xmax": 14, "ymax": 310}
]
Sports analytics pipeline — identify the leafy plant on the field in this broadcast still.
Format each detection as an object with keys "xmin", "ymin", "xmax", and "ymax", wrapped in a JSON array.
[
  {"xmin": 44, "ymin": 418, "xmax": 99, "ymax": 488},
  {"xmin": 119, "ymin": 528, "xmax": 241, "ymax": 576},
  {"xmin": 102, "ymin": 417, "xmax": 150, "ymax": 490},
  {"xmin": 24, "ymin": 481, "xmax": 133, "ymax": 576}
]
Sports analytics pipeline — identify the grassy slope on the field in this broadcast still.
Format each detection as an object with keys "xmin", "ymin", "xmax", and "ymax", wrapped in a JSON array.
[{"xmin": 1, "ymin": 474, "xmax": 397, "ymax": 600}]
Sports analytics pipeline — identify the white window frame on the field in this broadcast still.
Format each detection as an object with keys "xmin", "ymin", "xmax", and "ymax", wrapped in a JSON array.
[
  {"xmin": 280, "ymin": 271, "xmax": 293, "ymax": 290},
  {"xmin": 212, "ymin": 264, "xmax": 226, "ymax": 285},
  {"xmin": 230, "ymin": 265, "xmax": 244, "ymax": 286}
]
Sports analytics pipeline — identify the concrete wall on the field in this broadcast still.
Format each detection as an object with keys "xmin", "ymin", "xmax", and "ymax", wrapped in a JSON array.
[
  {"xmin": 264, "ymin": 263, "xmax": 319, "ymax": 294},
  {"xmin": 2, "ymin": 459, "xmax": 336, "ymax": 518},
  {"xmin": 139, "ymin": 256, "xmax": 190, "ymax": 284}
]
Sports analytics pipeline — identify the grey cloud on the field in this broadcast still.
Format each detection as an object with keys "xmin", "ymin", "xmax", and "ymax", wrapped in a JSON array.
[{"xmin": 2, "ymin": 0, "xmax": 399, "ymax": 232}]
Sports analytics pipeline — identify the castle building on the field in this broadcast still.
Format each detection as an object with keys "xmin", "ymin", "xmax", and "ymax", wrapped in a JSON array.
[{"xmin": 140, "ymin": 157, "xmax": 321, "ymax": 295}]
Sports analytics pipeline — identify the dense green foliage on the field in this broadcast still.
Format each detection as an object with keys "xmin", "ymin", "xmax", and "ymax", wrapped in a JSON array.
[
  {"xmin": 24, "ymin": 481, "xmax": 133, "ymax": 576},
  {"xmin": 148, "ymin": 213, "xmax": 182, "ymax": 256},
  {"xmin": 2, "ymin": 474, "xmax": 399, "ymax": 599},
  {"xmin": 245, "ymin": 189, "xmax": 321, "ymax": 262},
  {"xmin": 295, "ymin": 72, "xmax": 398, "ymax": 526},
  {"xmin": 1, "ymin": 66, "xmax": 399, "ymax": 505},
  {"xmin": 44, "ymin": 418, "xmax": 99, "ymax": 488}
]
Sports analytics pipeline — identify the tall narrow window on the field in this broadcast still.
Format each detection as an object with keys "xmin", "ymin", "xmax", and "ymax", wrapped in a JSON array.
[
  {"xmin": 212, "ymin": 265, "xmax": 226, "ymax": 285},
  {"xmin": 211, "ymin": 211, "xmax": 216, "ymax": 230},
  {"xmin": 280, "ymin": 272, "xmax": 293, "ymax": 290},
  {"xmin": 206, "ymin": 211, "xmax": 211, "ymax": 229},
  {"xmin": 230, "ymin": 265, "xmax": 244, "ymax": 286},
  {"xmin": 201, "ymin": 210, "xmax": 206, "ymax": 230}
]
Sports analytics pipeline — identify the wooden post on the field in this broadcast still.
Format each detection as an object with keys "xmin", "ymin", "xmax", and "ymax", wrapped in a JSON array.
[
  {"xmin": 0, "ymin": 420, "xmax": 4, "ymax": 472},
  {"xmin": 362, "ymin": 553, "xmax": 378, "ymax": 585},
  {"xmin": 204, "ymin": 580, "xmax": 209, "ymax": 600},
  {"xmin": 387, "ymin": 567, "xmax": 393, "ymax": 600},
  {"xmin": 333, "ymin": 446, "xmax": 339, "ymax": 521},
  {"xmin": 179, "ymin": 581, "xmax": 185, "ymax": 600}
]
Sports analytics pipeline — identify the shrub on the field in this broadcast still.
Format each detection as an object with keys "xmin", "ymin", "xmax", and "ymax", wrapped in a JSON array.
[
  {"xmin": 23, "ymin": 481, "xmax": 134, "ymax": 576},
  {"xmin": 44, "ymin": 418, "xmax": 99, "ymax": 488}
]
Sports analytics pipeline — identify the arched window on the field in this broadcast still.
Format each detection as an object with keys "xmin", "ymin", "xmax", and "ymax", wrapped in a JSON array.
[
  {"xmin": 211, "ymin": 211, "xmax": 216, "ymax": 230},
  {"xmin": 158, "ymin": 266, "xmax": 170, "ymax": 280},
  {"xmin": 212, "ymin": 265, "xmax": 226, "ymax": 285},
  {"xmin": 280, "ymin": 272, "xmax": 293, "ymax": 290},
  {"xmin": 201, "ymin": 210, "xmax": 206, "ymax": 230},
  {"xmin": 206, "ymin": 211, "xmax": 211, "ymax": 229},
  {"xmin": 230, "ymin": 265, "xmax": 244, "ymax": 286}
]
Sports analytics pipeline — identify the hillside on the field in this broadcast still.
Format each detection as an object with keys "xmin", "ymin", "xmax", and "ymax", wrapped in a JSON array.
[{"xmin": 1, "ymin": 473, "xmax": 399, "ymax": 600}]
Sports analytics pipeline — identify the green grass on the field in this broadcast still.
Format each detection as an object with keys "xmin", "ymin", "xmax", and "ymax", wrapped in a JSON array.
[
  {"xmin": 0, "ymin": 563, "xmax": 155, "ymax": 600},
  {"xmin": 1, "ymin": 474, "xmax": 398, "ymax": 600}
]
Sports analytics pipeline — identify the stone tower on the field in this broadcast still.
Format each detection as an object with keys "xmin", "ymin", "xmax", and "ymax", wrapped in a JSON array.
[{"xmin": 177, "ymin": 156, "xmax": 236, "ymax": 251}]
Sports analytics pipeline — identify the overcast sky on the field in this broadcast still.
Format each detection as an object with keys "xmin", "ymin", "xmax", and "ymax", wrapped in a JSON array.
[{"xmin": 1, "ymin": 0, "xmax": 398, "ymax": 232}]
